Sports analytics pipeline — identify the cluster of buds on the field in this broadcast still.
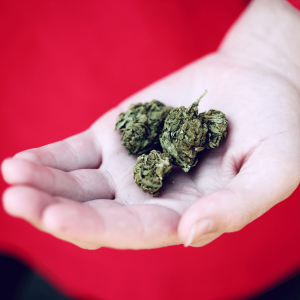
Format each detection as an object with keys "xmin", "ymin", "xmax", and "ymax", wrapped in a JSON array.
[{"xmin": 116, "ymin": 90, "xmax": 228, "ymax": 196}]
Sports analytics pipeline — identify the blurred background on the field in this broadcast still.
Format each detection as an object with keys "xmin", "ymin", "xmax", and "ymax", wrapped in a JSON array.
[
  {"xmin": 1, "ymin": 253, "xmax": 300, "ymax": 299},
  {"xmin": 1, "ymin": 0, "xmax": 300, "ymax": 299}
]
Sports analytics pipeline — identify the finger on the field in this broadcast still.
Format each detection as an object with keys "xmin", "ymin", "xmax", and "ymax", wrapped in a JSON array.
[
  {"xmin": 178, "ymin": 149, "xmax": 300, "ymax": 247},
  {"xmin": 13, "ymin": 129, "xmax": 101, "ymax": 171},
  {"xmin": 3, "ymin": 185, "xmax": 181, "ymax": 249},
  {"xmin": 2, "ymin": 186, "xmax": 103, "ymax": 249},
  {"xmin": 42, "ymin": 200, "xmax": 181, "ymax": 249},
  {"xmin": 3, "ymin": 185, "xmax": 60, "ymax": 226},
  {"xmin": 2, "ymin": 158, "xmax": 114, "ymax": 201}
]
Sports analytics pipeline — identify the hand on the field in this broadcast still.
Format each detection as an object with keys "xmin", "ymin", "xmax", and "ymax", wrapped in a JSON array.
[{"xmin": 2, "ymin": 0, "xmax": 300, "ymax": 249}]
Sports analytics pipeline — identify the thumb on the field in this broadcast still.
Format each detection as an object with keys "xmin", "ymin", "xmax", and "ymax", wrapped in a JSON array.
[{"xmin": 178, "ymin": 154, "xmax": 299, "ymax": 247}]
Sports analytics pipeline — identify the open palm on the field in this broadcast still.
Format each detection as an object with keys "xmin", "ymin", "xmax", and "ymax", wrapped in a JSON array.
[{"xmin": 2, "ymin": 50, "xmax": 300, "ymax": 249}]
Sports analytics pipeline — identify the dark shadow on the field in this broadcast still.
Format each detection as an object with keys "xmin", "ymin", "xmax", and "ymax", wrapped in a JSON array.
[
  {"xmin": 0, "ymin": 254, "xmax": 73, "ymax": 300},
  {"xmin": 1, "ymin": 253, "xmax": 300, "ymax": 300},
  {"xmin": 252, "ymin": 272, "xmax": 300, "ymax": 300}
]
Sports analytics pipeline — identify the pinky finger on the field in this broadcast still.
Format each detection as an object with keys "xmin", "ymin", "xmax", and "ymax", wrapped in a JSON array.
[
  {"xmin": 3, "ymin": 186, "xmax": 59, "ymax": 227},
  {"xmin": 2, "ymin": 186, "xmax": 100, "ymax": 249}
]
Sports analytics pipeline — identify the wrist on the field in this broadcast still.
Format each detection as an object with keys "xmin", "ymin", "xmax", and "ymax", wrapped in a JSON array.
[{"xmin": 219, "ymin": 0, "xmax": 300, "ymax": 91}]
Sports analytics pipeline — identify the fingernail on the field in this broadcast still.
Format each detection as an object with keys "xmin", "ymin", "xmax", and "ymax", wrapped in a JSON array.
[{"xmin": 184, "ymin": 219, "xmax": 214, "ymax": 247}]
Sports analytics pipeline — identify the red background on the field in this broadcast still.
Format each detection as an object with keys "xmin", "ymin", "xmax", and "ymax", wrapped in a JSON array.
[
  {"xmin": 288, "ymin": 0, "xmax": 300, "ymax": 9},
  {"xmin": 1, "ymin": 1, "xmax": 300, "ymax": 299}
]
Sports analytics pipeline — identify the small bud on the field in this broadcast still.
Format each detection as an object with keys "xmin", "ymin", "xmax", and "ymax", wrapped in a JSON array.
[
  {"xmin": 116, "ymin": 100, "xmax": 173, "ymax": 155},
  {"xmin": 200, "ymin": 109, "xmax": 228, "ymax": 149},
  {"xmin": 133, "ymin": 150, "xmax": 173, "ymax": 197}
]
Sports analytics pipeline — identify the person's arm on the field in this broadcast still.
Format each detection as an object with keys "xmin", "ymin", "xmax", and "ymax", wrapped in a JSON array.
[
  {"xmin": 221, "ymin": 0, "xmax": 300, "ymax": 90},
  {"xmin": 179, "ymin": 0, "xmax": 300, "ymax": 246}
]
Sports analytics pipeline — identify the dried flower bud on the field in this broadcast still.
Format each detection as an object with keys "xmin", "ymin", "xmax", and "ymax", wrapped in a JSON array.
[
  {"xmin": 160, "ymin": 90, "xmax": 209, "ymax": 172},
  {"xmin": 160, "ymin": 90, "xmax": 228, "ymax": 172},
  {"xmin": 116, "ymin": 100, "xmax": 173, "ymax": 155},
  {"xmin": 133, "ymin": 150, "xmax": 173, "ymax": 197},
  {"xmin": 200, "ymin": 109, "xmax": 228, "ymax": 149}
]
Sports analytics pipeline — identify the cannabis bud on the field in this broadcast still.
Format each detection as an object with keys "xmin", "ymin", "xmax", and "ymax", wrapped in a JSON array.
[
  {"xmin": 160, "ymin": 90, "xmax": 228, "ymax": 172},
  {"xmin": 160, "ymin": 91, "xmax": 208, "ymax": 172},
  {"xmin": 115, "ymin": 100, "xmax": 173, "ymax": 155},
  {"xmin": 200, "ymin": 109, "xmax": 228, "ymax": 149},
  {"xmin": 133, "ymin": 150, "xmax": 173, "ymax": 197}
]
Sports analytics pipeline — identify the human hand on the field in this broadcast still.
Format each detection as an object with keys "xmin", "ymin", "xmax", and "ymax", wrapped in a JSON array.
[{"xmin": 2, "ymin": 0, "xmax": 300, "ymax": 249}]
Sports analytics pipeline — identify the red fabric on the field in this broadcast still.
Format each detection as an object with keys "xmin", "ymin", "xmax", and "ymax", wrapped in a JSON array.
[
  {"xmin": 287, "ymin": 0, "xmax": 300, "ymax": 9},
  {"xmin": 1, "ymin": 1, "xmax": 300, "ymax": 299}
]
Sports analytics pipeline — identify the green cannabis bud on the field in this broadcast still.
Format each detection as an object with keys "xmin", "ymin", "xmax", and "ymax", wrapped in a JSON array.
[
  {"xmin": 160, "ymin": 90, "xmax": 228, "ymax": 172},
  {"xmin": 133, "ymin": 150, "xmax": 173, "ymax": 197},
  {"xmin": 200, "ymin": 109, "xmax": 228, "ymax": 149},
  {"xmin": 115, "ymin": 100, "xmax": 173, "ymax": 155}
]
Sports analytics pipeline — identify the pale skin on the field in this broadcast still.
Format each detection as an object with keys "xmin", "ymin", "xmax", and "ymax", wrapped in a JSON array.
[{"xmin": 1, "ymin": 0, "xmax": 300, "ymax": 249}]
